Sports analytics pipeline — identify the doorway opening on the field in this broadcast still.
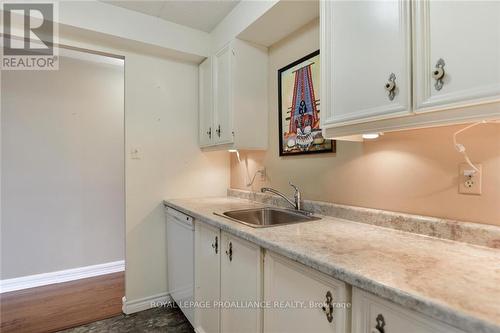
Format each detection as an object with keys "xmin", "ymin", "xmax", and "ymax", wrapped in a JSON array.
[{"xmin": 1, "ymin": 43, "xmax": 126, "ymax": 332}]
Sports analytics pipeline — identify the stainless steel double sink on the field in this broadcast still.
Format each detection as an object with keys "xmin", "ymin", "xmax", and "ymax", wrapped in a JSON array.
[{"xmin": 215, "ymin": 207, "xmax": 320, "ymax": 228}]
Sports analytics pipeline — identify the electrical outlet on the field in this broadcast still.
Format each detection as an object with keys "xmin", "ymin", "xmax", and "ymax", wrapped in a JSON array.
[{"xmin": 458, "ymin": 163, "xmax": 482, "ymax": 195}]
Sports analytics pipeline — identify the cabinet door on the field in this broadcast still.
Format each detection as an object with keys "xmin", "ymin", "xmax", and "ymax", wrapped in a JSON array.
[
  {"xmin": 413, "ymin": 1, "xmax": 500, "ymax": 112},
  {"xmin": 264, "ymin": 252, "xmax": 348, "ymax": 333},
  {"xmin": 321, "ymin": 0, "xmax": 411, "ymax": 127},
  {"xmin": 199, "ymin": 57, "xmax": 213, "ymax": 147},
  {"xmin": 195, "ymin": 222, "xmax": 220, "ymax": 333},
  {"xmin": 213, "ymin": 44, "xmax": 234, "ymax": 145},
  {"xmin": 220, "ymin": 232, "xmax": 262, "ymax": 333},
  {"xmin": 352, "ymin": 288, "xmax": 467, "ymax": 333}
]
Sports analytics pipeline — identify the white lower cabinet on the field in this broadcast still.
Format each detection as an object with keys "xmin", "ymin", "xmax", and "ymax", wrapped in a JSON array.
[
  {"xmin": 194, "ymin": 224, "xmax": 470, "ymax": 333},
  {"xmin": 352, "ymin": 288, "xmax": 466, "ymax": 333},
  {"xmin": 263, "ymin": 252, "xmax": 349, "ymax": 333},
  {"xmin": 195, "ymin": 222, "xmax": 221, "ymax": 333},
  {"xmin": 220, "ymin": 232, "xmax": 263, "ymax": 333},
  {"xmin": 194, "ymin": 222, "xmax": 262, "ymax": 333}
]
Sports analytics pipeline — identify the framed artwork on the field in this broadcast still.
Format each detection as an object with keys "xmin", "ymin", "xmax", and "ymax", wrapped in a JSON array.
[{"xmin": 278, "ymin": 50, "xmax": 335, "ymax": 156}]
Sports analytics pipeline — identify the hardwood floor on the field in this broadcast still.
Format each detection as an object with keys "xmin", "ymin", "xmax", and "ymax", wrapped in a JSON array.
[
  {"xmin": 60, "ymin": 307, "xmax": 194, "ymax": 333},
  {"xmin": 0, "ymin": 272, "xmax": 124, "ymax": 333}
]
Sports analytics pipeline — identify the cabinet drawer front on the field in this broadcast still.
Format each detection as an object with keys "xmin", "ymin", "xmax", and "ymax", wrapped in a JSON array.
[
  {"xmin": 264, "ymin": 252, "xmax": 349, "ymax": 333},
  {"xmin": 413, "ymin": 1, "xmax": 500, "ymax": 112},
  {"xmin": 352, "ymin": 288, "xmax": 466, "ymax": 333},
  {"xmin": 321, "ymin": 0, "xmax": 412, "ymax": 128}
]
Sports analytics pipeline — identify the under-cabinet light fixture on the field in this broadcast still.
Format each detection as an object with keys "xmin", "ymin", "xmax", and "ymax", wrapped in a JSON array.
[
  {"xmin": 362, "ymin": 133, "xmax": 381, "ymax": 140},
  {"xmin": 228, "ymin": 149, "xmax": 241, "ymax": 162}
]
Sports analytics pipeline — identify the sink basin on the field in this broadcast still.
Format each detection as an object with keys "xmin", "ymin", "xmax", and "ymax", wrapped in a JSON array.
[{"xmin": 215, "ymin": 207, "xmax": 320, "ymax": 228}]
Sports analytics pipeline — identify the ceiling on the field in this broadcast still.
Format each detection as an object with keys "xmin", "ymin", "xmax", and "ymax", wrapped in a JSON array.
[
  {"xmin": 238, "ymin": 0, "xmax": 319, "ymax": 47},
  {"xmin": 102, "ymin": 1, "xmax": 240, "ymax": 32}
]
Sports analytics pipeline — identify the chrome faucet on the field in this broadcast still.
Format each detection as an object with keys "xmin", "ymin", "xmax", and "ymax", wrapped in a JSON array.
[{"xmin": 261, "ymin": 182, "xmax": 302, "ymax": 211}]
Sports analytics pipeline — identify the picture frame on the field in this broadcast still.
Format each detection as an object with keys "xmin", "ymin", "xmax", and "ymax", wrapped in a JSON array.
[{"xmin": 277, "ymin": 50, "xmax": 335, "ymax": 156}]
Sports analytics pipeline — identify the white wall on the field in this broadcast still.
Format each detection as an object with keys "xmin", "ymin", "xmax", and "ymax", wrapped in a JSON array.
[
  {"xmin": 55, "ymin": 32, "xmax": 230, "ymax": 303},
  {"xmin": 124, "ymin": 52, "xmax": 229, "ymax": 301},
  {"xmin": 1, "ymin": 50, "xmax": 125, "ymax": 279}
]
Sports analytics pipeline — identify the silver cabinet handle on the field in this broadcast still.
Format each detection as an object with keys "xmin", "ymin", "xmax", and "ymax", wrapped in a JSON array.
[
  {"xmin": 216, "ymin": 125, "xmax": 221, "ymax": 138},
  {"xmin": 207, "ymin": 127, "xmax": 212, "ymax": 139},
  {"xmin": 321, "ymin": 290, "xmax": 334, "ymax": 323},
  {"xmin": 211, "ymin": 236, "xmax": 218, "ymax": 254},
  {"xmin": 225, "ymin": 241, "xmax": 232, "ymax": 261},
  {"xmin": 433, "ymin": 58, "xmax": 446, "ymax": 91},
  {"xmin": 384, "ymin": 73, "xmax": 397, "ymax": 101}
]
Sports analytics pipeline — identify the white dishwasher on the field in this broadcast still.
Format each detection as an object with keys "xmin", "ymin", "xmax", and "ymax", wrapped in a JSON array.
[{"xmin": 166, "ymin": 206, "xmax": 194, "ymax": 326}]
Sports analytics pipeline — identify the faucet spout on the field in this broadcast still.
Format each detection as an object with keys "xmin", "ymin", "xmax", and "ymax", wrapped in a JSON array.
[{"xmin": 261, "ymin": 183, "xmax": 302, "ymax": 211}]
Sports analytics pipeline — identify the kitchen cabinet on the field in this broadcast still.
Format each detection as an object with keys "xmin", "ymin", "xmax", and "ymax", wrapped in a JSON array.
[
  {"xmin": 199, "ymin": 57, "xmax": 213, "ymax": 147},
  {"xmin": 213, "ymin": 45, "xmax": 233, "ymax": 145},
  {"xmin": 320, "ymin": 0, "xmax": 500, "ymax": 138},
  {"xmin": 220, "ymin": 232, "xmax": 262, "ymax": 333},
  {"xmin": 413, "ymin": 0, "xmax": 500, "ymax": 112},
  {"xmin": 194, "ymin": 222, "xmax": 220, "ymax": 333},
  {"xmin": 198, "ymin": 39, "xmax": 268, "ymax": 150},
  {"xmin": 352, "ymin": 288, "xmax": 467, "ymax": 333},
  {"xmin": 194, "ymin": 222, "xmax": 262, "ymax": 333},
  {"xmin": 321, "ymin": 0, "xmax": 412, "ymax": 127},
  {"xmin": 263, "ymin": 251, "xmax": 349, "ymax": 333}
]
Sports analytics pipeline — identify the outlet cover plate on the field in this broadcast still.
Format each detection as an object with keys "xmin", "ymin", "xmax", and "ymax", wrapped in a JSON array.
[{"xmin": 459, "ymin": 163, "xmax": 482, "ymax": 195}]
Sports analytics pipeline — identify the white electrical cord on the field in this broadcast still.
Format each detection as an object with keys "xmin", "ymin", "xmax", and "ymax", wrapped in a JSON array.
[
  {"xmin": 452, "ymin": 121, "xmax": 487, "ymax": 174},
  {"xmin": 230, "ymin": 150, "xmax": 266, "ymax": 187},
  {"xmin": 235, "ymin": 150, "xmax": 241, "ymax": 163},
  {"xmin": 246, "ymin": 169, "xmax": 266, "ymax": 187}
]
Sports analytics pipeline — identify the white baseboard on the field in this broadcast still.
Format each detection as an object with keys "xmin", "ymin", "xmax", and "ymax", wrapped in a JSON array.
[
  {"xmin": 0, "ymin": 260, "xmax": 125, "ymax": 293},
  {"xmin": 122, "ymin": 292, "xmax": 173, "ymax": 314}
]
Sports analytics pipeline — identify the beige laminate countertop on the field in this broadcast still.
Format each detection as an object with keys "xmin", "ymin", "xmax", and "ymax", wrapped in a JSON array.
[{"xmin": 164, "ymin": 196, "xmax": 500, "ymax": 333}]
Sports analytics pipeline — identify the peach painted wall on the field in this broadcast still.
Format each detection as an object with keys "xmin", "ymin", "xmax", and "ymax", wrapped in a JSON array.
[{"xmin": 230, "ymin": 19, "xmax": 500, "ymax": 226}]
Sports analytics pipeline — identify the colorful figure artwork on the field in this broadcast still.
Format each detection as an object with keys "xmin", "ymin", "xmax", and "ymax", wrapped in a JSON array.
[{"xmin": 278, "ymin": 50, "xmax": 335, "ymax": 156}]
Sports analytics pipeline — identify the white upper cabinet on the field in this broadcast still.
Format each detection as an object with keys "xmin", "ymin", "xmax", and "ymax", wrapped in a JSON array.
[
  {"xmin": 199, "ymin": 57, "xmax": 214, "ymax": 147},
  {"xmin": 198, "ymin": 39, "xmax": 268, "ymax": 150},
  {"xmin": 214, "ymin": 45, "xmax": 234, "ymax": 145},
  {"xmin": 413, "ymin": 0, "xmax": 500, "ymax": 112},
  {"xmin": 321, "ymin": 0, "xmax": 500, "ymax": 138},
  {"xmin": 321, "ymin": 0, "xmax": 411, "ymax": 127}
]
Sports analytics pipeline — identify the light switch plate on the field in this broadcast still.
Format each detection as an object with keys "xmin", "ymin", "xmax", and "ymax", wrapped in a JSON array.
[
  {"xmin": 458, "ymin": 163, "xmax": 482, "ymax": 195},
  {"xmin": 130, "ymin": 147, "xmax": 142, "ymax": 160}
]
